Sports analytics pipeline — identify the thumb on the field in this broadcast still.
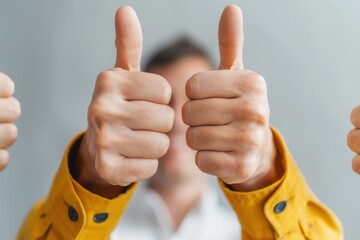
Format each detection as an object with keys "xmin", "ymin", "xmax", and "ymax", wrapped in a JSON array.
[
  {"xmin": 114, "ymin": 6, "xmax": 143, "ymax": 71},
  {"xmin": 218, "ymin": 4, "xmax": 244, "ymax": 70}
]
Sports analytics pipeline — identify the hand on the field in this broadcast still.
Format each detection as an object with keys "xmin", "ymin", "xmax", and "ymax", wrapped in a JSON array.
[
  {"xmin": 348, "ymin": 106, "xmax": 360, "ymax": 174},
  {"xmin": 0, "ymin": 72, "xmax": 21, "ymax": 171},
  {"xmin": 75, "ymin": 6, "xmax": 174, "ymax": 197},
  {"xmin": 182, "ymin": 5, "xmax": 282, "ymax": 191}
]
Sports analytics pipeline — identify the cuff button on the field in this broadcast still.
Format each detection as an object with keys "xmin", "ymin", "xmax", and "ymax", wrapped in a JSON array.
[
  {"xmin": 68, "ymin": 206, "xmax": 78, "ymax": 222},
  {"xmin": 274, "ymin": 200, "xmax": 287, "ymax": 214},
  {"xmin": 94, "ymin": 212, "xmax": 109, "ymax": 223}
]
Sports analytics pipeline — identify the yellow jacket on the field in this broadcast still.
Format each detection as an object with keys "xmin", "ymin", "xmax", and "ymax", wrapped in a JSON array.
[{"xmin": 17, "ymin": 128, "xmax": 343, "ymax": 240}]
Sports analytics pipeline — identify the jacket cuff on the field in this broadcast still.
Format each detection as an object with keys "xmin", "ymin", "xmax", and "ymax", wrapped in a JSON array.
[
  {"xmin": 43, "ymin": 132, "xmax": 137, "ymax": 239},
  {"xmin": 219, "ymin": 127, "xmax": 342, "ymax": 239}
]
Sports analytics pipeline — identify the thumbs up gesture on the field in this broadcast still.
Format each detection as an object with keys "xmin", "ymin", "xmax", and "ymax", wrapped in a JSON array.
[
  {"xmin": 0, "ymin": 72, "xmax": 21, "ymax": 171},
  {"xmin": 76, "ymin": 6, "xmax": 174, "ymax": 194},
  {"xmin": 183, "ymin": 5, "xmax": 281, "ymax": 190},
  {"xmin": 348, "ymin": 106, "xmax": 360, "ymax": 174}
]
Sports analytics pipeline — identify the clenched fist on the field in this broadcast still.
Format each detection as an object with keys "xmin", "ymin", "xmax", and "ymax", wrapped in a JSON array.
[
  {"xmin": 183, "ymin": 5, "xmax": 281, "ymax": 189},
  {"xmin": 0, "ymin": 72, "xmax": 21, "ymax": 171},
  {"xmin": 75, "ymin": 6, "xmax": 174, "ymax": 196},
  {"xmin": 348, "ymin": 106, "xmax": 360, "ymax": 174}
]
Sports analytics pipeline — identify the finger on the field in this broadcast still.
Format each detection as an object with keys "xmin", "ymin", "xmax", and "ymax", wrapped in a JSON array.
[
  {"xmin": 186, "ymin": 124, "xmax": 262, "ymax": 152},
  {"xmin": 186, "ymin": 125, "xmax": 236, "ymax": 151},
  {"xmin": 0, "ymin": 149, "xmax": 9, "ymax": 171},
  {"xmin": 0, "ymin": 97, "xmax": 21, "ymax": 123},
  {"xmin": 110, "ymin": 158, "xmax": 158, "ymax": 185},
  {"xmin": 195, "ymin": 151, "xmax": 257, "ymax": 184},
  {"xmin": 114, "ymin": 6, "xmax": 143, "ymax": 71},
  {"xmin": 351, "ymin": 106, "xmax": 360, "ymax": 128},
  {"xmin": 185, "ymin": 70, "xmax": 265, "ymax": 100},
  {"xmin": 117, "ymin": 130, "xmax": 170, "ymax": 159},
  {"xmin": 182, "ymin": 98, "xmax": 234, "ymax": 126},
  {"xmin": 97, "ymin": 70, "xmax": 171, "ymax": 104},
  {"xmin": 95, "ymin": 150, "xmax": 158, "ymax": 186},
  {"xmin": 123, "ymin": 101, "xmax": 174, "ymax": 132},
  {"xmin": 348, "ymin": 129, "xmax": 360, "ymax": 153},
  {"xmin": 0, "ymin": 73, "xmax": 15, "ymax": 98},
  {"xmin": 352, "ymin": 155, "xmax": 360, "ymax": 175},
  {"xmin": 183, "ymin": 97, "xmax": 267, "ymax": 127},
  {"xmin": 218, "ymin": 4, "xmax": 244, "ymax": 70},
  {"xmin": 0, "ymin": 123, "xmax": 18, "ymax": 148}
]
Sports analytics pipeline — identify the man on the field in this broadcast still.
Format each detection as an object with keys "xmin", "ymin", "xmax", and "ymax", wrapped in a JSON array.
[
  {"xmin": 348, "ymin": 106, "xmax": 360, "ymax": 174},
  {"xmin": 18, "ymin": 5, "xmax": 342, "ymax": 239},
  {"xmin": 0, "ymin": 72, "xmax": 20, "ymax": 171},
  {"xmin": 109, "ymin": 37, "xmax": 240, "ymax": 239}
]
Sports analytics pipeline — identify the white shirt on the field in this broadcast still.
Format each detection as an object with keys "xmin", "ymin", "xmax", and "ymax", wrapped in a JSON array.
[{"xmin": 111, "ymin": 179, "xmax": 240, "ymax": 240}]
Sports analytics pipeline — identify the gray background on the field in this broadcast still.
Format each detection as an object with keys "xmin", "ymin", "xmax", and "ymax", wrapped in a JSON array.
[{"xmin": 0, "ymin": 0, "xmax": 359, "ymax": 239}]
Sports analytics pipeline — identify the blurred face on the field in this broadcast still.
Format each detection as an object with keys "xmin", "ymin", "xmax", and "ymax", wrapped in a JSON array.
[{"xmin": 148, "ymin": 56, "xmax": 212, "ymax": 185}]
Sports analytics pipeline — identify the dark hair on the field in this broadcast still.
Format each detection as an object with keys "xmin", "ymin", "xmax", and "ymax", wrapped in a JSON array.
[{"xmin": 144, "ymin": 36, "xmax": 214, "ymax": 71}]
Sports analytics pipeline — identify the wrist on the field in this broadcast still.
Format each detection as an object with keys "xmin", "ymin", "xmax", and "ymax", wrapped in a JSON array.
[
  {"xmin": 70, "ymin": 132, "xmax": 126, "ymax": 199},
  {"xmin": 230, "ymin": 127, "xmax": 284, "ymax": 192}
]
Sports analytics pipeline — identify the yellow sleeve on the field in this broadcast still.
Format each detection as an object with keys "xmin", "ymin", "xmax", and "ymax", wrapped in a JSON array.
[
  {"xmin": 219, "ymin": 128, "xmax": 343, "ymax": 240},
  {"xmin": 17, "ymin": 132, "xmax": 137, "ymax": 240}
]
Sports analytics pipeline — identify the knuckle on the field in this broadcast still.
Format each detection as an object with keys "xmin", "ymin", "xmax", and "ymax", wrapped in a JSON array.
[
  {"xmin": 253, "ymin": 74, "xmax": 267, "ymax": 92},
  {"xmin": 6, "ymin": 124, "xmax": 18, "ymax": 142},
  {"xmin": 158, "ymin": 76, "xmax": 172, "ymax": 103},
  {"xmin": 152, "ymin": 134, "xmax": 170, "ymax": 158},
  {"xmin": 182, "ymin": 102, "xmax": 191, "ymax": 126},
  {"xmin": 240, "ymin": 71, "xmax": 267, "ymax": 93},
  {"xmin": 96, "ymin": 71, "xmax": 111, "ymax": 85},
  {"xmin": 352, "ymin": 155, "xmax": 360, "ymax": 175},
  {"xmin": 0, "ymin": 152, "xmax": 9, "ymax": 171},
  {"xmin": 194, "ymin": 152, "xmax": 210, "ymax": 173},
  {"xmin": 162, "ymin": 106, "xmax": 175, "ymax": 132},
  {"xmin": 221, "ymin": 176, "xmax": 237, "ymax": 185},
  {"xmin": 255, "ymin": 104, "xmax": 270, "ymax": 126},
  {"xmin": 1, "ymin": 98, "xmax": 21, "ymax": 121},
  {"xmin": 96, "ymin": 71, "xmax": 117, "ymax": 93},
  {"xmin": 124, "ymin": 160, "xmax": 158, "ymax": 183},
  {"xmin": 238, "ymin": 101, "xmax": 269, "ymax": 126},
  {"xmin": 88, "ymin": 99, "xmax": 123, "ymax": 125},
  {"xmin": 95, "ymin": 153, "xmax": 123, "ymax": 185},
  {"xmin": 186, "ymin": 127, "xmax": 196, "ymax": 150},
  {"xmin": 87, "ymin": 102, "xmax": 104, "ymax": 124},
  {"xmin": 97, "ymin": 70, "xmax": 114, "ymax": 82},
  {"xmin": 0, "ymin": 149, "xmax": 9, "ymax": 160},
  {"xmin": 347, "ymin": 129, "xmax": 359, "ymax": 151},
  {"xmin": 351, "ymin": 106, "xmax": 360, "ymax": 126},
  {"xmin": 11, "ymin": 98, "xmax": 21, "ymax": 119},
  {"xmin": 0, "ymin": 73, "xmax": 14, "ymax": 96},
  {"xmin": 186, "ymin": 72, "xmax": 201, "ymax": 99},
  {"xmin": 0, "ymin": 124, "xmax": 17, "ymax": 147},
  {"xmin": 234, "ymin": 156, "xmax": 257, "ymax": 181},
  {"xmin": 231, "ymin": 128, "xmax": 263, "ymax": 149},
  {"xmin": 250, "ymin": 129, "xmax": 264, "ymax": 146}
]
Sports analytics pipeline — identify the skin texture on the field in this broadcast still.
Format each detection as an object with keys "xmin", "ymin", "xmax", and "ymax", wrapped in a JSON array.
[
  {"xmin": 183, "ymin": 5, "xmax": 282, "ymax": 191},
  {"xmin": 75, "ymin": 5, "xmax": 283, "ymax": 200},
  {"xmin": 76, "ymin": 6, "xmax": 174, "ymax": 198},
  {"xmin": 0, "ymin": 72, "xmax": 21, "ymax": 171},
  {"xmin": 348, "ymin": 106, "xmax": 360, "ymax": 174},
  {"xmin": 147, "ymin": 56, "xmax": 212, "ymax": 228}
]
